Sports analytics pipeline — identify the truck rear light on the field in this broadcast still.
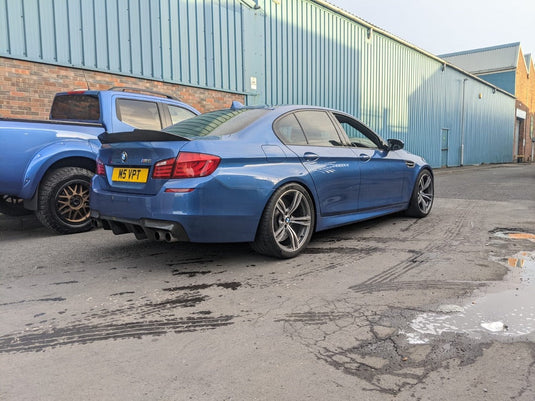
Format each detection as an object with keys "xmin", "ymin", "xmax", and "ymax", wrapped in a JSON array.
[
  {"xmin": 153, "ymin": 152, "xmax": 220, "ymax": 179},
  {"xmin": 96, "ymin": 159, "xmax": 106, "ymax": 176}
]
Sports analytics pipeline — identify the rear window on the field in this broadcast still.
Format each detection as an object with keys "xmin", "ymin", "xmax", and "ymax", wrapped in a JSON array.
[
  {"xmin": 116, "ymin": 98, "xmax": 162, "ymax": 130},
  {"xmin": 164, "ymin": 108, "xmax": 268, "ymax": 139},
  {"xmin": 50, "ymin": 94, "xmax": 100, "ymax": 121}
]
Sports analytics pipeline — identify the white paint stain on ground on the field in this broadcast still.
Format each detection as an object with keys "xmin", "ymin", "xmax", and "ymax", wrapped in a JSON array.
[{"xmin": 404, "ymin": 245, "xmax": 535, "ymax": 344}]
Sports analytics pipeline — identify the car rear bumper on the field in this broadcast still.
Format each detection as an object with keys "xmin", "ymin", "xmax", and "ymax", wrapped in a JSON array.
[
  {"xmin": 90, "ymin": 183, "xmax": 264, "ymax": 243},
  {"xmin": 91, "ymin": 211, "xmax": 189, "ymax": 242}
]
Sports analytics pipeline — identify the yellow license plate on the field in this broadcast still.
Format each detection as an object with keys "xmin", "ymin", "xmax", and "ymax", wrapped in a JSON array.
[{"xmin": 112, "ymin": 167, "xmax": 149, "ymax": 183}]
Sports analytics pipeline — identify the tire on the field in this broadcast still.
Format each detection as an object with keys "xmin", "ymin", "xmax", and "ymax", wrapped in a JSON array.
[
  {"xmin": 405, "ymin": 169, "xmax": 434, "ymax": 217},
  {"xmin": 252, "ymin": 183, "xmax": 315, "ymax": 258},
  {"xmin": 0, "ymin": 195, "xmax": 32, "ymax": 216},
  {"xmin": 35, "ymin": 167, "xmax": 94, "ymax": 234}
]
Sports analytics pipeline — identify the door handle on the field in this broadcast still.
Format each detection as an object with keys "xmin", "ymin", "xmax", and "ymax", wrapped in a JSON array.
[
  {"xmin": 303, "ymin": 152, "xmax": 319, "ymax": 162},
  {"xmin": 359, "ymin": 153, "xmax": 371, "ymax": 162}
]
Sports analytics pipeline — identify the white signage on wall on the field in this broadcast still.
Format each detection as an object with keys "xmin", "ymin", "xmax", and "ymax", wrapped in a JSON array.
[{"xmin": 516, "ymin": 108, "xmax": 526, "ymax": 119}]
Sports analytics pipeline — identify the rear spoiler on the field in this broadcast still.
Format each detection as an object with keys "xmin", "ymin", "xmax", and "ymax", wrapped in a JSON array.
[{"xmin": 98, "ymin": 129, "xmax": 191, "ymax": 144}]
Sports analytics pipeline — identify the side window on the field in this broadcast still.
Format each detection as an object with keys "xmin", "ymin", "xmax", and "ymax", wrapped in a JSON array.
[
  {"xmin": 169, "ymin": 105, "xmax": 196, "ymax": 125},
  {"xmin": 116, "ymin": 99, "xmax": 162, "ymax": 130},
  {"xmin": 334, "ymin": 114, "xmax": 381, "ymax": 149},
  {"xmin": 274, "ymin": 113, "xmax": 308, "ymax": 145},
  {"xmin": 295, "ymin": 111, "xmax": 344, "ymax": 147}
]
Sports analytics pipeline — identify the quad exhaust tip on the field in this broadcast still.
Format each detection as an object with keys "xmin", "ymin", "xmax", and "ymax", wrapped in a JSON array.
[{"xmin": 152, "ymin": 230, "xmax": 178, "ymax": 242}]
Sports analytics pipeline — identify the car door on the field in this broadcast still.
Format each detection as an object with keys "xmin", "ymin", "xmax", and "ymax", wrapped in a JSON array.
[
  {"xmin": 332, "ymin": 113, "xmax": 411, "ymax": 211},
  {"xmin": 275, "ymin": 110, "xmax": 360, "ymax": 216}
]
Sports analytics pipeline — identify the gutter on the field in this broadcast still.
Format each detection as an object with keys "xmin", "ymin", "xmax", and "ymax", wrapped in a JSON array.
[{"xmin": 472, "ymin": 67, "xmax": 517, "ymax": 76}]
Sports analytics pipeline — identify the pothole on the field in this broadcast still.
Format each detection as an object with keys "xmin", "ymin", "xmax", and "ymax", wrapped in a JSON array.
[{"xmin": 404, "ymin": 231, "xmax": 535, "ymax": 344}]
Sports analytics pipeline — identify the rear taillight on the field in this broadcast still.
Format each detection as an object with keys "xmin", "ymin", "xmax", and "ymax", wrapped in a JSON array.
[
  {"xmin": 153, "ymin": 158, "xmax": 175, "ymax": 179},
  {"xmin": 173, "ymin": 152, "xmax": 221, "ymax": 178},
  {"xmin": 153, "ymin": 152, "xmax": 221, "ymax": 179},
  {"xmin": 96, "ymin": 159, "xmax": 106, "ymax": 176}
]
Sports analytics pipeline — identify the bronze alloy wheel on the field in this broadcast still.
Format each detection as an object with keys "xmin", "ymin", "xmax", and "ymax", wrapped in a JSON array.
[
  {"xmin": 55, "ymin": 180, "xmax": 91, "ymax": 224},
  {"xmin": 36, "ymin": 167, "xmax": 94, "ymax": 234}
]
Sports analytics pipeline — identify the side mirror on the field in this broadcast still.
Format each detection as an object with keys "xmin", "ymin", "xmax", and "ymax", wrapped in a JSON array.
[{"xmin": 387, "ymin": 138, "xmax": 404, "ymax": 151}]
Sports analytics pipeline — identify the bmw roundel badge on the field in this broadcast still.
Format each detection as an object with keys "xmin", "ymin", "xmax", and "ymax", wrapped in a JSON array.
[{"xmin": 121, "ymin": 151, "xmax": 128, "ymax": 163}]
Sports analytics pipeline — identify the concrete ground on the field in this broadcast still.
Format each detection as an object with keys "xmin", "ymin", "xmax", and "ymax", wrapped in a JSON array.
[{"xmin": 1, "ymin": 163, "xmax": 534, "ymax": 400}]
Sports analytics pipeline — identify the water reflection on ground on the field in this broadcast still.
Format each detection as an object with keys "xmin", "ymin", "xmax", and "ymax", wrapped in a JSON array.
[{"xmin": 404, "ymin": 231, "xmax": 535, "ymax": 344}]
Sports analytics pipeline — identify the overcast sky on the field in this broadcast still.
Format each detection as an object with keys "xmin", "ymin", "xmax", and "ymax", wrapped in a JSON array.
[{"xmin": 327, "ymin": 0, "xmax": 535, "ymax": 57}]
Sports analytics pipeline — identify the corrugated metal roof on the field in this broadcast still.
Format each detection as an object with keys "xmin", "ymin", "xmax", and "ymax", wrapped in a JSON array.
[{"xmin": 439, "ymin": 42, "xmax": 520, "ymax": 74}]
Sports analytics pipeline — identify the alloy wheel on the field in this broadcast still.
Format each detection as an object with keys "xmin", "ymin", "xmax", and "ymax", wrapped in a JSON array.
[
  {"xmin": 417, "ymin": 172, "xmax": 434, "ymax": 214},
  {"xmin": 272, "ymin": 188, "xmax": 313, "ymax": 252},
  {"xmin": 56, "ymin": 181, "xmax": 91, "ymax": 224}
]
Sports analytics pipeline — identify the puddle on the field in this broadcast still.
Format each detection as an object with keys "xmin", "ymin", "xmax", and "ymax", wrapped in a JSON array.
[
  {"xmin": 404, "ymin": 231, "xmax": 535, "ymax": 343},
  {"xmin": 493, "ymin": 230, "xmax": 535, "ymax": 242}
]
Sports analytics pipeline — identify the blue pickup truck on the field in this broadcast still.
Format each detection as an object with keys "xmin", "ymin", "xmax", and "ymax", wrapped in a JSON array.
[{"xmin": 0, "ymin": 87, "xmax": 199, "ymax": 234}]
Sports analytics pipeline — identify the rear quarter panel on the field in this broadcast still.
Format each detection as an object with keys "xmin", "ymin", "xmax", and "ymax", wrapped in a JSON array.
[
  {"xmin": 0, "ymin": 120, "xmax": 102, "ymax": 197},
  {"xmin": 20, "ymin": 140, "xmax": 99, "ymax": 199}
]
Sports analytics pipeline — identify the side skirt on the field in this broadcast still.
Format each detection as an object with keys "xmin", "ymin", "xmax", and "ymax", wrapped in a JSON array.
[{"xmin": 315, "ymin": 203, "xmax": 408, "ymax": 232}]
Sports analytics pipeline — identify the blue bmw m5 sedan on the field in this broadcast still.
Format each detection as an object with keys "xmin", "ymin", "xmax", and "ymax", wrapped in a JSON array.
[{"xmin": 90, "ymin": 103, "xmax": 433, "ymax": 258}]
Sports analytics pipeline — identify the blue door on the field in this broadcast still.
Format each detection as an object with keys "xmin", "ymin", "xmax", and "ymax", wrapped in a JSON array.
[
  {"xmin": 351, "ymin": 148, "xmax": 409, "ymax": 210},
  {"xmin": 441, "ymin": 128, "xmax": 449, "ymax": 167},
  {"xmin": 332, "ymin": 112, "xmax": 410, "ymax": 211},
  {"xmin": 276, "ymin": 110, "xmax": 361, "ymax": 216}
]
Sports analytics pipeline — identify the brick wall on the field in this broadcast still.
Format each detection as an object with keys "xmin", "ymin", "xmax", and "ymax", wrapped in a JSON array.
[
  {"xmin": 531, "ymin": 58, "xmax": 535, "ymax": 161},
  {"xmin": 0, "ymin": 57, "xmax": 245, "ymax": 120},
  {"xmin": 516, "ymin": 51, "xmax": 530, "ymax": 106},
  {"xmin": 515, "ymin": 50, "xmax": 534, "ymax": 161},
  {"xmin": 528, "ymin": 57, "xmax": 535, "ymax": 111}
]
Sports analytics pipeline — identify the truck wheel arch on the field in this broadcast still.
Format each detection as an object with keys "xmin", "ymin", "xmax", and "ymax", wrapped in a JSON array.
[{"xmin": 24, "ymin": 156, "xmax": 96, "ymax": 211}]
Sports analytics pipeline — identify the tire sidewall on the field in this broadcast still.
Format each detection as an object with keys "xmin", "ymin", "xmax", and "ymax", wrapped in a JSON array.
[
  {"xmin": 37, "ymin": 168, "xmax": 94, "ymax": 234},
  {"xmin": 254, "ymin": 183, "xmax": 315, "ymax": 258},
  {"xmin": 407, "ymin": 169, "xmax": 433, "ymax": 218}
]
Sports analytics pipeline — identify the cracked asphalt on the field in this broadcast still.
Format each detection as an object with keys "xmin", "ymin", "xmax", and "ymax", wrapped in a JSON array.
[{"xmin": 1, "ymin": 163, "xmax": 534, "ymax": 400}]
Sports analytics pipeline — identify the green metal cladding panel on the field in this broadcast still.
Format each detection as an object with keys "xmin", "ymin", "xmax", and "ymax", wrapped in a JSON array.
[
  {"xmin": 0, "ymin": 0, "xmax": 246, "ymax": 93},
  {"xmin": 253, "ymin": 0, "xmax": 515, "ymax": 167},
  {"xmin": 0, "ymin": 0, "xmax": 516, "ymax": 167}
]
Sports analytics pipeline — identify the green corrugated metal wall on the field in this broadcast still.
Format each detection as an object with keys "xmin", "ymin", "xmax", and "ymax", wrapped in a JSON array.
[{"xmin": 0, "ymin": 0, "xmax": 516, "ymax": 167}]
